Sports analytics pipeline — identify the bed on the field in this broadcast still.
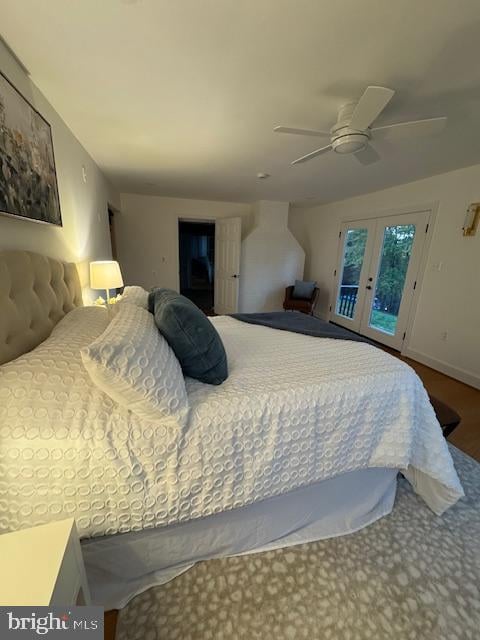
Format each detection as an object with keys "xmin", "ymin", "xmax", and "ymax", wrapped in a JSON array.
[{"xmin": 0, "ymin": 250, "xmax": 464, "ymax": 608}]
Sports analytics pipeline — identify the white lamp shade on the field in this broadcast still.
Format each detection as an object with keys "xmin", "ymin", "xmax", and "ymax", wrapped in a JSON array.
[{"xmin": 90, "ymin": 260, "xmax": 124, "ymax": 290}]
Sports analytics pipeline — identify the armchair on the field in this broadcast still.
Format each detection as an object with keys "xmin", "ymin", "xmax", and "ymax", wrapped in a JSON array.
[{"xmin": 283, "ymin": 285, "xmax": 319, "ymax": 315}]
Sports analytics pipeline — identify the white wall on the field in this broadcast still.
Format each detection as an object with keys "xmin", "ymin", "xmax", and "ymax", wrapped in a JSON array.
[
  {"xmin": 0, "ymin": 40, "xmax": 118, "ymax": 299},
  {"xmin": 116, "ymin": 193, "xmax": 252, "ymax": 291},
  {"xmin": 290, "ymin": 163, "xmax": 480, "ymax": 388},
  {"xmin": 239, "ymin": 201, "xmax": 305, "ymax": 312}
]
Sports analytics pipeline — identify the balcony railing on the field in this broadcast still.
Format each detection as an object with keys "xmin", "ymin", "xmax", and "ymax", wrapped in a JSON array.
[{"xmin": 337, "ymin": 285, "xmax": 358, "ymax": 319}]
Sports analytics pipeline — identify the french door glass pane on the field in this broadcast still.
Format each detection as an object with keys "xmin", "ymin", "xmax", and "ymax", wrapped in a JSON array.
[
  {"xmin": 336, "ymin": 228, "xmax": 368, "ymax": 319},
  {"xmin": 369, "ymin": 224, "xmax": 416, "ymax": 335}
]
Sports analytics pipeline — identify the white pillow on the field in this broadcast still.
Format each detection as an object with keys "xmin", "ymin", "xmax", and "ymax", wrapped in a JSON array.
[
  {"xmin": 81, "ymin": 303, "xmax": 188, "ymax": 424},
  {"xmin": 117, "ymin": 285, "xmax": 149, "ymax": 309}
]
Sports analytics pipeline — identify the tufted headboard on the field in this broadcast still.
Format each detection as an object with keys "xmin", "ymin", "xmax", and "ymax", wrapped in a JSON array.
[{"xmin": 0, "ymin": 250, "xmax": 83, "ymax": 365}]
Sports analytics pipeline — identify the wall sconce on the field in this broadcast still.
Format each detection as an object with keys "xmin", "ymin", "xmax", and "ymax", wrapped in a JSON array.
[{"xmin": 463, "ymin": 203, "xmax": 480, "ymax": 237}]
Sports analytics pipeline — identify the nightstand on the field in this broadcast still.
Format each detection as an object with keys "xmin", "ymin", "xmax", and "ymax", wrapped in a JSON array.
[{"xmin": 0, "ymin": 518, "xmax": 91, "ymax": 606}]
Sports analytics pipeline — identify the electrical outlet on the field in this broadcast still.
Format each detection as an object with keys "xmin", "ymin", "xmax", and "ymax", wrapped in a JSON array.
[{"xmin": 440, "ymin": 331, "xmax": 448, "ymax": 341}]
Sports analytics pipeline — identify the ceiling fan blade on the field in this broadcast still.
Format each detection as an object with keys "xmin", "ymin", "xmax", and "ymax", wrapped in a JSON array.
[
  {"xmin": 372, "ymin": 116, "xmax": 447, "ymax": 141},
  {"xmin": 291, "ymin": 144, "xmax": 332, "ymax": 165},
  {"xmin": 274, "ymin": 126, "xmax": 330, "ymax": 137},
  {"xmin": 350, "ymin": 86, "xmax": 395, "ymax": 131},
  {"xmin": 354, "ymin": 144, "xmax": 381, "ymax": 165}
]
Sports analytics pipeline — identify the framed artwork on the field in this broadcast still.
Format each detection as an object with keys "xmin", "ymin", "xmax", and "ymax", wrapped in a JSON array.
[{"xmin": 0, "ymin": 70, "xmax": 62, "ymax": 226}]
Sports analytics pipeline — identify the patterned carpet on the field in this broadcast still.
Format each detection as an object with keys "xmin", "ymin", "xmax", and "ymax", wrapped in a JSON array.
[{"xmin": 116, "ymin": 446, "xmax": 480, "ymax": 640}]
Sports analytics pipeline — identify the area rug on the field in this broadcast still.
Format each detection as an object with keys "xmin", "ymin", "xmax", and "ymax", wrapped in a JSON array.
[{"xmin": 116, "ymin": 446, "xmax": 479, "ymax": 640}]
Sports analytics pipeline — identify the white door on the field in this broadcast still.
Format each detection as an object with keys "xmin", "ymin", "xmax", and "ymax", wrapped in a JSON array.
[
  {"xmin": 332, "ymin": 211, "xmax": 430, "ymax": 349},
  {"xmin": 214, "ymin": 217, "xmax": 242, "ymax": 314},
  {"xmin": 331, "ymin": 219, "xmax": 376, "ymax": 332},
  {"xmin": 359, "ymin": 211, "xmax": 430, "ymax": 349}
]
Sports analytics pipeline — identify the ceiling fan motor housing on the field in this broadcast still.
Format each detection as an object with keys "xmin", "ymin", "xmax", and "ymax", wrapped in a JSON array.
[{"xmin": 331, "ymin": 102, "xmax": 370, "ymax": 154}]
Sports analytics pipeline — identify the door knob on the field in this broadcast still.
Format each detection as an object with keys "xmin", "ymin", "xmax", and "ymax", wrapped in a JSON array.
[
  {"xmin": 366, "ymin": 285, "xmax": 372, "ymax": 290},
  {"xmin": 232, "ymin": 274, "xmax": 239, "ymax": 278}
]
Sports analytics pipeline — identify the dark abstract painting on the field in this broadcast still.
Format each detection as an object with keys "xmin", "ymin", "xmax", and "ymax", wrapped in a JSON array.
[{"xmin": 0, "ymin": 71, "xmax": 62, "ymax": 226}]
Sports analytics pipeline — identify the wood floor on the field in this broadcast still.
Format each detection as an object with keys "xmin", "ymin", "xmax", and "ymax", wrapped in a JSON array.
[
  {"xmin": 392, "ymin": 352, "xmax": 480, "ymax": 462},
  {"xmin": 103, "ymin": 356, "xmax": 479, "ymax": 639}
]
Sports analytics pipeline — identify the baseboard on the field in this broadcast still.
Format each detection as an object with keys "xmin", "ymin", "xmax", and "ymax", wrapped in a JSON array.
[{"xmin": 402, "ymin": 347, "xmax": 480, "ymax": 390}]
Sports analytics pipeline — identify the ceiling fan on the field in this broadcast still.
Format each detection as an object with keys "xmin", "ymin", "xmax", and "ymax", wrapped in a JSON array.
[{"xmin": 274, "ymin": 86, "xmax": 447, "ymax": 165}]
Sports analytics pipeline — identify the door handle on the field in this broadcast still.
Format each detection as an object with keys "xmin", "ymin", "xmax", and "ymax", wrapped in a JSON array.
[
  {"xmin": 232, "ymin": 274, "xmax": 239, "ymax": 278},
  {"xmin": 366, "ymin": 285, "xmax": 372, "ymax": 290}
]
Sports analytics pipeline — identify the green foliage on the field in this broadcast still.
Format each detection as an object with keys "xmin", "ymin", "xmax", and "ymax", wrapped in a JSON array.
[
  {"xmin": 345, "ymin": 228, "xmax": 368, "ymax": 269},
  {"xmin": 375, "ymin": 225, "xmax": 415, "ymax": 313},
  {"xmin": 342, "ymin": 229, "xmax": 368, "ymax": 284}
]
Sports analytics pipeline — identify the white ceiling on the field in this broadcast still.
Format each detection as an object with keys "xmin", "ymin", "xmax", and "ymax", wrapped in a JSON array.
[{"xmin": 2, "ymin": 0, "xmax": 480, "ymax": 204}]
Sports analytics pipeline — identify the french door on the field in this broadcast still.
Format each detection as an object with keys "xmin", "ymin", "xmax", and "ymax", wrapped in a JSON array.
[{"xmin": 331, "ymin": 211, "xmax": 430, "ymax": 350}]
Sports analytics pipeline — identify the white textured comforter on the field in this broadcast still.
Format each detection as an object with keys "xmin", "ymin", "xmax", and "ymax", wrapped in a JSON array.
[{"xmin": 0, "ymin": 307, "xmax": 463, "ymax": 538}]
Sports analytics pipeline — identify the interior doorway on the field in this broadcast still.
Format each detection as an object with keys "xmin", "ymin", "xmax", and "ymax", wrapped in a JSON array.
[
  {"xmin": 178, "ymin": 220, "xmax": 215, "ymax": 314},
  {"xmin": 108, "ymin": 206, "xmax": 117, "ymax": 260},
  {"xmin": 331, "ymin": 211, "xmax": 430, "ymax": 350}
]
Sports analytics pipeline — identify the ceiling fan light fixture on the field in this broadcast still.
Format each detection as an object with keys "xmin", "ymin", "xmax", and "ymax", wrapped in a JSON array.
[{"xmin": 332, "ymin": 134, "xmax": 368, "ymax": 154}]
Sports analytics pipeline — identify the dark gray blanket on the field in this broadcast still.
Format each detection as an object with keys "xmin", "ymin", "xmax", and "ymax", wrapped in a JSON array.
[{"xmin": 230, "ymin": 311, "xmax": 374, "ymax": 345}]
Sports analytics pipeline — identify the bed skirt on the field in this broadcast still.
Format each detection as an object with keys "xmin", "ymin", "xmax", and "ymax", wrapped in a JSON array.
[{"xmin": 82, "ymin": 467, "xmax": 398, "ymax": 609}]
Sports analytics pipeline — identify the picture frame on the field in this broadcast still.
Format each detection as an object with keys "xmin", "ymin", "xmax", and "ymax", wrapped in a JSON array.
[{"xmin": 0, "ymin": 70, "xmax": 62, "ymax": 226}]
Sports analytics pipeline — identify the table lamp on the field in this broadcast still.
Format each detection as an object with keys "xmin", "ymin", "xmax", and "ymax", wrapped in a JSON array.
[{"xmin": 90, "ymin": 260, "xmax": 124, "ymax": 304}]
